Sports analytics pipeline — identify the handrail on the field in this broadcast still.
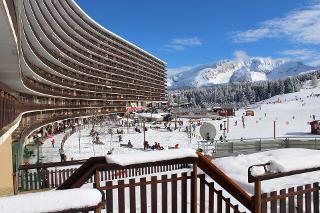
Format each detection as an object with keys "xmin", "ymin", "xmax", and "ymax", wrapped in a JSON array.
[
  {"xmin": 196, "ymin": 152, "xmax": 253, "ymax": 210},
  {"xmin": 248, "ymin": 163, "xmax": 320, "ymax": 182},
  {"xmin": 58, "ymin": 156, "xmax": 106, "ymax": 189},
  {"xmin": 57, "ymin": 152, "xmax": 252, "ymax": 210},
  {"xmin": 18, "ymin": 159, "xmax": 86, "ymax": 170},
  {"xmin": 58, "ymin": 156, "xmax": 197, "ymax": 190}
]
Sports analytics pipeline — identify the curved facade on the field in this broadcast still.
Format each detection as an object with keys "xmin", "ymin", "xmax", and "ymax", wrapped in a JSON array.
[
  {"xmin": 0, "ymin": 0, "xmax": 166, "ymax": 130},
  {"xmin": 0, "ymin": 0, "xmax": 166, "ymax": 191}
]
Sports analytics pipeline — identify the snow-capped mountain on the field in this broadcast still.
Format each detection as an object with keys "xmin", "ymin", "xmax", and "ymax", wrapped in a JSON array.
[{"xmin": 167, "ymin": 57, "xmax": 316, "ymax": 89}]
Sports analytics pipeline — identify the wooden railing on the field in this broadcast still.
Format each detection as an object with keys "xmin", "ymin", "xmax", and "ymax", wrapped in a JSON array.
[
  {"xmin": 57, "ymin": 152, "xmax": 252, "ymax": 213},
  {"xmin": 18, "ymin": 158, "xmax": 190, "ymax": 192},
  {"xmin": 249, "ymin": 164, "xmax": 320, "ymax": 213}
]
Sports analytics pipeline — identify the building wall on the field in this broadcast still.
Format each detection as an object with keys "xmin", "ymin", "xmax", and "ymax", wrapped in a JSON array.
[{"xmin": 0, "ymin": 136, "xmax": 14, "ymax": 196}]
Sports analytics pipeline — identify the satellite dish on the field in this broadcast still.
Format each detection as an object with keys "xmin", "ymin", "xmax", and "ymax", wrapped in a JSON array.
[{"xmin": 200, "ymin": 122, "xmax": 216, "ymax": 140}]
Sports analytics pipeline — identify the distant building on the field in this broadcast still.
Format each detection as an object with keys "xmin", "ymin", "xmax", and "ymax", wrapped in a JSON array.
[
  {"xmin": 211, "ymin": 107, "xmax": 235, "ymax": 117},
  {"xmin": 245, "ymin": 110, "xmax": 255, "ymax": 116}
]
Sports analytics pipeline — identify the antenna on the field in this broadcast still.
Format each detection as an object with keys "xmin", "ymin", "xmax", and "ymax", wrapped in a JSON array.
[{"xmin": 199, "ymin": 122, "xmax": 217, "ymax": 141}]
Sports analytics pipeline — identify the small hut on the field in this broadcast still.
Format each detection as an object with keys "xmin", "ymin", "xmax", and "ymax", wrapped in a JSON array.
[
  {"xmin": 245, "ymin": 110, "xmax": 255, "ymax": 116},
  {"xmin": 310, "ymin": 120, "xmax": 320, "ymax": 134}
]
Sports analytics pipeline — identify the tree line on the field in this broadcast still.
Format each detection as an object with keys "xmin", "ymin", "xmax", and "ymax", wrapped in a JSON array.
[{"xmin": 169, "ymin": 70, "xmax": 320, "ymax": 108}]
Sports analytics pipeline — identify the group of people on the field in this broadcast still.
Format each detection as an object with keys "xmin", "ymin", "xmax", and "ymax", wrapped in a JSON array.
[{"xmin": 143, "ymin": 141, "xmax": 164, "ymax": 150}]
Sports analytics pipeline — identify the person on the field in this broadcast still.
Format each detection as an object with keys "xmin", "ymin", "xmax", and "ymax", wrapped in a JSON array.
[
  {"xmin": 234, "ymin": 121, "xmax": 238, "ymax": 126},
  {"xmin": 118, "ymin": 135, "xmax": 122, "ymax": 143},
  {"xmin": 192, "ymin": 123, "xmax": 196, "ymax": 131},
  {"xmin": 59, "ymin": 148, "xmax": 65, "ymax": 162},
  {"xmin": 128, "ymin": 140, "xmax": 133, "ymax": 148},
  {"xmin": 220, "ymin": 123, "xmax": 223, "ymax": 130},
  {"xmin": 144, "ymin": 141, "xmax": 149, "ymax": 150},
  {"xmin": 51, "ymin": 138, "xmax": 55, "ymax": 148},
  {"xmin": 219, "ymin": 135, "xmax": 223, "ymax": 142},
  {"xmin": 158, "ymin": 143, "xmax": 164, "ymax": 150},
  {"xmin": 174, "ymin": 144, "xmax": 179, "ymax": 149}
]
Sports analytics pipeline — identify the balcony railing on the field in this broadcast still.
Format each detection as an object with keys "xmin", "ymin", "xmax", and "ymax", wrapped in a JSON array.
[
  {"xmin": 59, "ymin": 0, "xmax": 166, "ymax": 74},
  {"xmin": 24, "ymin": 2, "xmax": 165, "ymax": 89}
]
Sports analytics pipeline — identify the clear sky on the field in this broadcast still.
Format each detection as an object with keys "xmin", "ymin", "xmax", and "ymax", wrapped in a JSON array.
[{"xmin": 75, "ymin": 0, "xmax": 320, "ymax": 68}]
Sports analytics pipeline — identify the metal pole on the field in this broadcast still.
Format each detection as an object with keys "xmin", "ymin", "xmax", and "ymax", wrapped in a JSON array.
[
  {"xmin": 143, "ymin": 119, "xmax": 146, "ymax": 143},
  {"xmin": 273, "ymin": 120, "xmax": 276, "ymax": 139},
  {"xmin": 127, "ymin": 110, "xmax": 129, "ymax": 134},
  {"xmin": 78, "ymin": 126, "xmax": 81, "ymax": 154},
  {"xmin": 223, "ymin": 121, "xmax": 227, "ymax": 142},
  {"xmin": 189, "ymin": 119, "xmax": 192, "ymax": 145},
  {"xmin": 227, "ymin": 116, "xmax": 229, "ymax": 133}
]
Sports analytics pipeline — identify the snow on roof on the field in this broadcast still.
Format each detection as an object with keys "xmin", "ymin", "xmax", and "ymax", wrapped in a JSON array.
[
  {"xmin": 0, "ymin": 188, "xmax": 102, "ymax": 213},
  {"xmin": 106, "ymin": 148, "xmax": 197, "ymax": 166}
]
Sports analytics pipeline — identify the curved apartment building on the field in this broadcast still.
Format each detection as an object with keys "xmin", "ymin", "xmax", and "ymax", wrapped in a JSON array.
[{"xmin": 0, "ymin": 0, "xmax": 166, "ymax": 195}]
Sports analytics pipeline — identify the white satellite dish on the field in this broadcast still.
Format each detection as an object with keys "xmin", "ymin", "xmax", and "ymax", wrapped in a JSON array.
[{"xmin": 200, "ymin": 122, "xmax": 216, "ymax": 141}]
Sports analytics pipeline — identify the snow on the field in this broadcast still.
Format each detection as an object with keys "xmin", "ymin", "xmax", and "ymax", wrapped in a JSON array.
[
  {"xmin": 268, "ymin": 154, "xmax": 320, "ymax": 173},
  {"xmin": 27, "ymin": 84, "xmax": 320, "ymax": 164},
  {"xmin": 192, "ymin": 85, "xmax": 320, "ymax": 140},
  {"xmin": 214, "ymin": 148, "xmax": 320, "ymax": 194},
  {"xmin": 249, "ymin": 165, "xmax": 266, "ymax": 176},
  {"xmin": 105, "ymin": 148, "xmax": 197, "ymax": 166},
  {"xmin": 0, "ymin": 188, "xmax": 102, "ymax": 213}
]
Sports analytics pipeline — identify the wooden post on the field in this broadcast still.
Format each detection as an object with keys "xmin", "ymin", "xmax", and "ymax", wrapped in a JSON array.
[
  {"xmin": 191, "ymin": 162, "xmax": 198, "ymax": 213},
  {"xmin": 254, "ymin": 180, "xmax": 261, "ymax": 213},
  {"xmin": 94, "ymin": 169, "xmax": 100, "ymax": 189}
]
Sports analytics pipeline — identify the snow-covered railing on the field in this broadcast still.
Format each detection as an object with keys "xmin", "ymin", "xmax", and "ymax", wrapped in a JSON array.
[
  {"xmin": 0, "ymin": 188, "xmax": 105, "ymax": 213},
  {"xmin": 57, "ymin": 150, "xmax": 253, "ymax": 212},
  {"xmin": 17, "ymin": 150, "xmax": 192, "ymax": 192},
  {"xmin": 248, "ymin": 160, "xmax": 320, "ymax": 213}
]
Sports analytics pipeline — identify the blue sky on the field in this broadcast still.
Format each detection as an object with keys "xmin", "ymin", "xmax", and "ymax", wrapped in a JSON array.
[{"xmin": 76, "ymin": 0, "xmax": 320, "ymax": 68}]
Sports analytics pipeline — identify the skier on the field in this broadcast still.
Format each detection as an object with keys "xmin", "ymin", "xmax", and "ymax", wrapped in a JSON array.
[
  {"xmin": 220, "ymin": 123, "xmax": 223, "ymax": 130},
  {"xmin": 128, "ymin": 140, "xmax": 133, "ymax": 148},
  {"xmin": 51, "ymin": 138, "xmax": 55, "ymax": 148},
  {"xmin": 59, "ymin": 148, "xmax": 65, "ymax": 162},
  {"xmin": 241, "ymin": 116, "xmax": 245, "ymax": 128}
]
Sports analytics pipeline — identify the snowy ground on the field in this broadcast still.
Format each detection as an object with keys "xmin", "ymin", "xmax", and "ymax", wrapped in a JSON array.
[
  {"xmin": 194, "ymin": 85, "xmax": 320, "ymax": 140},
  {"xmin": 29, "ymin": 84, "xmax": 320, "ymax": 163}
]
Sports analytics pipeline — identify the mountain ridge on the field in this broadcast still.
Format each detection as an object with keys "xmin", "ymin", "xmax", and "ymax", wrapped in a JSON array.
[{"xmin": 167, "ymin": 57, "xmax": 316, "ymax": 89}]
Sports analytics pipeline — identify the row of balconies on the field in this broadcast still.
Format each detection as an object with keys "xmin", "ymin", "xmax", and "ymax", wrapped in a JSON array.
[
  {"xmin": 24, "ymin": 46, "xmax": 166, "ymax": 96},
  {"xmin": 23, "ymin": 22, "xmax": 165, "ymax": 92},
  {"xmin": 27, "ymin": 1, "xmax": 166, "ymax": 84},
  {"xmin": 25, "ymin": 57, "xmax": 163, "ymax": 97},
  {"xmin": 23, "ymin": 11, "xmax": 165, "ymax": 90},
  {"xmin": 37, "ymin": 0, "xmax": 166, "ymax": 80},
  {"xmin": 22, "ymin": 75, "xmax": 165, "ymax": 101},
  {"xmin": 59, "ymin": 0, "xmax": 166, "ymax": 73},
  {"xmin": 23, "ymin": 32, "xmax": 165, "ymax": 94}
]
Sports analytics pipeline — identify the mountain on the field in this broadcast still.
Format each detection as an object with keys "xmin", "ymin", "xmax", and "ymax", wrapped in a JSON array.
[{"xmin": 167, "ymin": 57, "xmax": 316, "ymax": 89}]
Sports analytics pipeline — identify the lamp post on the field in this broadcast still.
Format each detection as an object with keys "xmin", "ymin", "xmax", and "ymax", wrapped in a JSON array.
[{"xmin": 223, "ymin": 120, "xmax": 227, "ymax": 142}]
